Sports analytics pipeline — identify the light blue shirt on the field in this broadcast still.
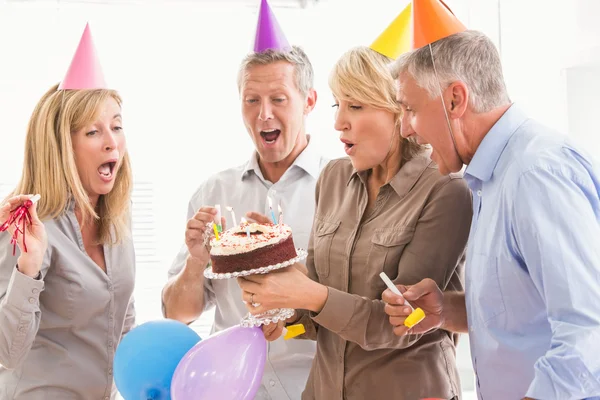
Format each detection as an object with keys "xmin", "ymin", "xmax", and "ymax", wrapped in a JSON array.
[{"xmin": 464, "ymin": 104, "xmax": 600, "ymax": 399}]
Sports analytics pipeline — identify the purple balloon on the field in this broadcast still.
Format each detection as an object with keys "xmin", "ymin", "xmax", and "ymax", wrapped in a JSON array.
[{"xmin": 170, "ymin": 325, "xmax": 267, "ymax": 400}]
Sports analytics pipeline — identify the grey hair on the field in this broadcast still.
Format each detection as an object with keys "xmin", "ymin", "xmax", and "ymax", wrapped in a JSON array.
[
  {"xmin": 390, "ymin": 30, "xmax": 510, "ymax": 113},
  {"xmin": 237, "ymin": 45, "xmax": 314, "ymax": 97}
]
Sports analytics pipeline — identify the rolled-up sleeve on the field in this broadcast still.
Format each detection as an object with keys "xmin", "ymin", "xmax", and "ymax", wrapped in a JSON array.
[
  {"xmin": 513, "ymin": 166, "xmax": 600, "ymax": 399},
  {"xmin": 0, "ymin": 235, "xmax": 50, "ymax": 369},
  {"xmin": 310, "ymin": 177, "xmax": 472, "ymax": 350},
  {"xmin": 164, "ymin": 187, "xmax": 216, "ymax": 316}
]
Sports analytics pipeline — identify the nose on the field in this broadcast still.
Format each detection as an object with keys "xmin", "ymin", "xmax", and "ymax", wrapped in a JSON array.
[
  {"xmin": 258, "ymin": 102, "xmax": 273, "ymax": 121},
  {"xmin": 333, "ymin": 109, "xmax": 349, "ymax": 132},
  {"xmin": 104, "ymin": 130, "xmax": 118, "ymax": 151},
  {"xmin": 400, "ymin": 113, "xmax": 415, "ymax": 138}
]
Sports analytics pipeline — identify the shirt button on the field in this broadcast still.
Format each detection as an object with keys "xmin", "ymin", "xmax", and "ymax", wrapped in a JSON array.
[
  {"xmin": 19, "ymin": 326, "xmax": 26, "ymax": 333},
  {"xmin": 477, "ymin": 190, "xmax": 482, "ymax": 196},
  {"xmin": 269, "ymin": 380, "xmax": 276, "ymax": 387},
  {"xmin": 28, "ymin": 298, "xmax": 36, "ymax": 304},
  {"xmin": 105, "ymin": 397, "xmax": 110, "ymax": 400},
  {"xmin": 108, "ymin": 341, "xmax": 113, "ymax": 347},
  {"xmin": 32, "ymin": 288, "xmax": 39, "ymax": 294},
  {"xmin": 108, "ymin": 369, "xmax": 113, "ymax": 376}
]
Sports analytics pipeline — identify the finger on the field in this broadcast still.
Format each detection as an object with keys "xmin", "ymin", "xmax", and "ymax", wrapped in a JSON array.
[
  {"xmin": 263, "ymin": 321, "xmax": 279, "ymax": 337},
  {"xmin": 237, "ymin": 278, "xmax": 261, "ymax": 297},
  {"xmin": 266, "ymin": 324, "xmax": 284, "ymax": 341},
  {"xmin": 241, "ymin": 290, "xmax": 256, "ymax": 304},
  {"xmin": 187, "ymin": 218, "xmax": 209, "ymax": 231},
  {"xmin": 1, "ymin": 195, "xmax": 33, "ymax": 213},
  {"xmin": 384, "ymin": 303, "xmax": 413, "ymax": 317},
  {"xmin": 245, "ymin": 211, "xmax": 272, "ymax": 224},
  {"xmin": 27, "ymin": 201, "xmax": 42, "ymax": 225},
  {"xmin": 382, "ymin": 289, "xmax": 407, "ymax": 305},
  {"xmin": 192, "ymin": 210, "xmax": 218, "ymax": 224},
  {"xmin": 237, "ymin": 273, "xmax": 267, "ymax": 284},
  {"xmin": 392, "ymin": 325, "xmax": 410, "ymax": 337},
  {"xmin": 0, "ymin": 202, "xmax": 12, "ymax": 222},
  {"xmin": 402, "ymin": 278, "xmax": 436, "ymax": 301},
  {"xmin": 185, "ymin": 230, "xmax": 204, "ymax": 243},
  {"xmin": 389, "ymin": 316, "xmax": 408, "ymax": 327},
  {"xmin": 396, "ymin": 284, "xmax": 408, "ymax": 294}
]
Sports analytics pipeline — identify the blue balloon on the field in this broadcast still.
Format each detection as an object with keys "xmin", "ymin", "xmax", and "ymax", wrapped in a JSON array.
[{"xmin": 114, "ymin": 319, "xmax": 201, "ymax": 400}]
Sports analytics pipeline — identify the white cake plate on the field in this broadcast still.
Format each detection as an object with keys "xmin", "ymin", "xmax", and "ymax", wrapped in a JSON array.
[{"xmin": 203, "ymin": 249, "xmax": 308, "ymax": 327}]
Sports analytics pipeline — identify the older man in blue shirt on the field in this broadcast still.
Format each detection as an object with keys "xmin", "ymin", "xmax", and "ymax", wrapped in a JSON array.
[{"xmin": 383, "ymin": 30, "xmax": 600, "ymax": 399}]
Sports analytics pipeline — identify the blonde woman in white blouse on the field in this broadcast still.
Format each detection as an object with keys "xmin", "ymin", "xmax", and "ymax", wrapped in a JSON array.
[{"xmin": 0, "ymin": 84, "xmax": 135, "ymax": 400}]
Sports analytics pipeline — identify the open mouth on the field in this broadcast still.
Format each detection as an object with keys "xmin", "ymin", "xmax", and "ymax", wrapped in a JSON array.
[
  {"xmin": 98, "ymin": 161, "xmax": 117, "ymax": 179},
  {"xmin": 341, "ymin": 139, "xmax": 355, "ymax": 154},
  {"xmin": 260, "ymin": 129, "xmax": 281, "ymax": 144}
]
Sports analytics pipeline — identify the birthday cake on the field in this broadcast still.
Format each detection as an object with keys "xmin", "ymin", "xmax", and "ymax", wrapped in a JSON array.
[{"xmin": 209, "ymin": 221, "xmax": 297, "ymax": 274}]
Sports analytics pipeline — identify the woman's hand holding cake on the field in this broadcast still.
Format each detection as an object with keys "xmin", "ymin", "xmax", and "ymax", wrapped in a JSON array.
[{"xmin": 237, "ymin": 266, "xmax": 328, "ymax": 316}]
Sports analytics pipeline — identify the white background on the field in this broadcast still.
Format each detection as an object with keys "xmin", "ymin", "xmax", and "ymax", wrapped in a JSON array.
[{"xmin": 0, "ymin": 0, "xmax": 598, "ymax": 397}]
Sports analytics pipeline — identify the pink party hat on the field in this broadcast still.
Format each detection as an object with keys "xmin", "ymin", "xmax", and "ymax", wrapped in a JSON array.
[
  {"xmin": 58, "ymin": 23, "xmax": 107, "ymax": 90},
  {"xmin": 253, "ymin": 0, "xmax": 291, "ymax": 52}
]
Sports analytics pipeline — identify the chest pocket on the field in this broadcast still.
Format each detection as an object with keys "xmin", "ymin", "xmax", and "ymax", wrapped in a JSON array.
[
  {"xmin": 313, "ymin": 219, "xmax": 340, "ymax": 279},
  {"xmin": 367, "ymin": 228, "xmax": 415, "ymax": 283},
  {"xmin": 469, "ymin": 253, "xmax": 506, "ymax": 326}
]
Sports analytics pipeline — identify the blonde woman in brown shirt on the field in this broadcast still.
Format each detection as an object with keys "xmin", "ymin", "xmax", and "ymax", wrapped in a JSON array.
[
  {"xmin": 238, "ymin": 46, "xmax": 472, "ymax": 400},
  {"xmin": 0, "ymin": 85, "xmax": 135, "ymax": 399}
]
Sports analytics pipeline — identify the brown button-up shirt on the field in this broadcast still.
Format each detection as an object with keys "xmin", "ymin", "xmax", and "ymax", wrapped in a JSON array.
[{"xmin": 296, "ymin": 154, "xmax": 472, "ymax": 400}]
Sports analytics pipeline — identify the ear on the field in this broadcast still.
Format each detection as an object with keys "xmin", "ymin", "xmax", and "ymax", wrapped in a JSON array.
[
  {"xmin": 304, "ymin": 88, "xmax": 317, "ymax": 115},
  {"xmin": 446, "ymin": 81, "xmax": 468, "ymax": 118}
]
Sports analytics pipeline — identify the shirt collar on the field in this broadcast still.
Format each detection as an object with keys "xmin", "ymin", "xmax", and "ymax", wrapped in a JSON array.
[
  {"xmin": 347, "ymin": 150, "xmax": 434, "ymax": 199},
  {"xmin": 241, "ymin": 135, "xmax": 321, "ymax": 181},
  {"xmin": 465, "ymin": 103, "xmax": 528, "ymax": 183}
]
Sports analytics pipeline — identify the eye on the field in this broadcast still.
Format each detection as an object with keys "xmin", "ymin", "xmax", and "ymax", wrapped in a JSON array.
[
  {"xmin": 331, "ymin": 104, "xmax": 339, "ymax": 108},
  {"xmin": 273, "ymin": 98, "xmax": 285, "ymax": 103},
  {"xmin": 245, "ymin": 98, "xmax": 258, "ymax": 104},
  {"xmin": 113, "ymin": 126, "xmax": 123, "ymax": 132},
  {"xmin": 349, "ymin": 105, "xmax": 362, "ymax": 110},
  {"xmin": 86, "ymin": 130, "xmax": 98, "ymax": 136}
]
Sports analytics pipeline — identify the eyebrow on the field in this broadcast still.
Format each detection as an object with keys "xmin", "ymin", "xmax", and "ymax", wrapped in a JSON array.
[{"xmin": 113, "ymin": 113, "xmax": 122, "ymax": 119}]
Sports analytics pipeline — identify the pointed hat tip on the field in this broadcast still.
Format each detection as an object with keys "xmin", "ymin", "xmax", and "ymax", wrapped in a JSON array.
[
  {"xmin": 58, "ymin": 23, "xmax": 107, "ymax": 90},
  {"xmin": 253, "ymin": 0, "xmax": 291, "ymax": 53},
  {"xmin": 412, "ymin": 0, "xmax": 467, "ymax": 49}
]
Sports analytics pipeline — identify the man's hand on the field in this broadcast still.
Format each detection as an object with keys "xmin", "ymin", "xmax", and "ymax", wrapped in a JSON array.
[
  {"xmin": 382, "ymin": 278, "xmax": 444, "ymax": 336},
  {"xmin": 185, "ymin": 206, "xmax": 225, "ymax": 264}
]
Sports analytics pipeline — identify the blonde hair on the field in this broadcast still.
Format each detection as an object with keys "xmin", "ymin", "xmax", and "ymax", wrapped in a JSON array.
[
  {"xmin": 329, "ymin": 46, "xmax": 424, "ymax": 162},
  {"xmin": 8, "ymin": 84, "xmax": 132, "ymax": 245}
]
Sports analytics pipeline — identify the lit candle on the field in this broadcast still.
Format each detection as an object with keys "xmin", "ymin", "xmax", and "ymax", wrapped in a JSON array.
[
  {"xmin": 240, "ymin": 217, "xmax": 251, "ymax": 238},
  {"xmin": 214, "ymin": 204, "xmax": 222, "ymax": 232},
  {"xmin": 267, "ymin": 196, "xmax": 277, "ymax": 224},
  {"xmin": 226, "ymin": 206, "xmax": 237, "ymax": 227},
  {"xmin": 278, "ymin": 204, "xmax": 283, "ymax": 225}
]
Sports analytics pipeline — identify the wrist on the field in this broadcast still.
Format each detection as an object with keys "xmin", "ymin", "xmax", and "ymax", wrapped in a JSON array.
[
  {"xmin": 185, "ymin": 254, "xmax": 209, "ymax": 270},
  {"xmin": 304, "ymin": 281, "xmax": 328, "ymax": 313},
  {"xmin": 16, "ymin": 255, "xmax": 42, "ymax": 278}
]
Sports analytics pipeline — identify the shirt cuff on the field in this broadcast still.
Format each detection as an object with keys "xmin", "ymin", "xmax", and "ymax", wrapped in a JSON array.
[
  {"xmin": 526, "ymin": 359, "xmax": 595, "ymax": 399},
  {"xmin": 5, "ymin": 266, "xmax": 44, "ymax": 312},
  {"xmin": 311, "ymin": 287, "xmax": 354, "ymax": 333}
]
